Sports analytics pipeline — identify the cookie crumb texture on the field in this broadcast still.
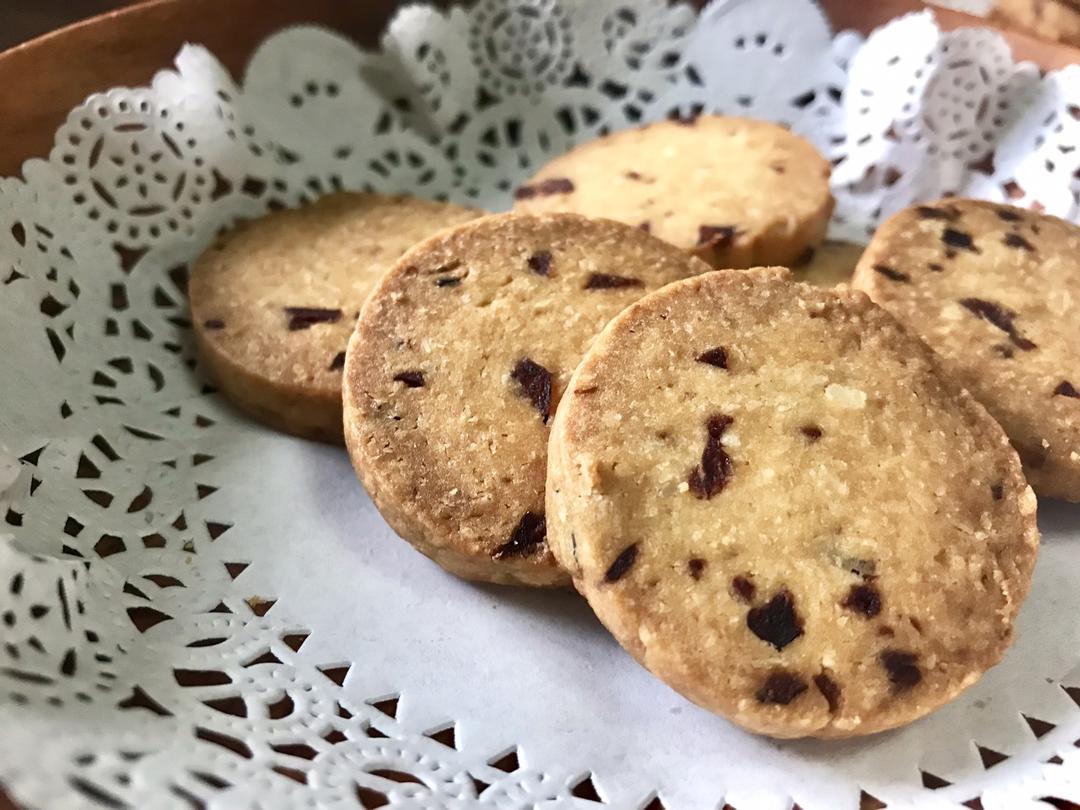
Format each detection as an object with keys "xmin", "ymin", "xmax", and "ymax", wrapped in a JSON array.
[
  {"xmin": 344, "ymin": 213, "xmax": 710, "ymax": 587},
  {"xmin": 190, "ymin": 193, "xmax": 481, "ymax": 443},
  {"xmin": 548, "ymin": 269, "xmax": 1038, "ymax": 737},
  {"xmin": 853, "ymin": 199, "xmax": 1080, "ymax": 501},
  {"xmin": 513, "ymin": 116, "xmax": 833, "ymax": 270}
]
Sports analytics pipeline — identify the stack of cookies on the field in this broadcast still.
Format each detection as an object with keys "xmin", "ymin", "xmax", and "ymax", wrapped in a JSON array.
[{"xmin": 190, "ymin": 115, "xmax": 1077, "ymax": 739}]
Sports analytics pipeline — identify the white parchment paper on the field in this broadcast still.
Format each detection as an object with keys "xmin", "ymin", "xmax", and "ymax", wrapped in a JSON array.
[{"xmin": 1, "ymin": 1, "xmax": 1079, "ymax": 808}]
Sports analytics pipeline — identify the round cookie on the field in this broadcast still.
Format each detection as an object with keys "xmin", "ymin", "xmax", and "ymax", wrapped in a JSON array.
[
  {"xmin": 990, "ymin": 0, "xmax": 1080, "ymax": 47},
  {"xmin": 343, "ymin": 213, "xmax": 711, "ymax": 586},
  {"xmin": 512, "ymin": 116, "xmax": 833, "ymax": 270},
  {"xmin": 547, "ymin": 268, "xmax": 1038, "ymax": 738},
  {"xmin": 852, "ymin": 199, "xmax": 1080, "ymax": 501},
  {"xmin": 190, "ymin": 193, "xmax": 482, "ymax": 443}
]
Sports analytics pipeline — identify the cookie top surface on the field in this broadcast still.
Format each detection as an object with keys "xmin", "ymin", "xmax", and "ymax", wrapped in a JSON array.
[
  {"xmin": 512, "ymin": 116, "xmax": 833, "ymax": 268},
  {"xmin": 189, "ymin": 193, "xmax": 481, "ymax": 435},
  {"xmin": 547, "ymin": 268, "xmax": 1037, "ymax": 737},
  {"xmin": 851, "ymin": 199, "xmax": 1080, "ymax": 500},
  {"xmin": 343, "ymin": 213, "xmax": 710, "ymax": 586},
  {"xmin": 990, "ymin": 0, "xmax": 1080, "ymax": 45}
]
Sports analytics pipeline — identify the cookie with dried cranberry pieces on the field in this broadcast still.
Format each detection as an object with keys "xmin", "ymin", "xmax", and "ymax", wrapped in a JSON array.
[
  {"xmin": 513, "ymin": 116, "xmax": 834, "ymax": 270},
  {"xmin": 989, "ymin": 0, "xmax": 1080, "ymax": 48},
  {"xmin": 852, "ymin": 198, "xmax": 1080, "ymax": 501},
  {"xmin": 547, "ymin": 268, "xmax": 1037, "ymax": 738},
  {"xmin": 190, "ymin": 193, "xmax": 482, "ymax": 443},
  {"xmin": 343, "ymin": 213, "xmax": 710, "ymax": 586}
]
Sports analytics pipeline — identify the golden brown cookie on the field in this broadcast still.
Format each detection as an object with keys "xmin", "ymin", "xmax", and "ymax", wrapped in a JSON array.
[
  {"xmin": 190, "ymin": 193, "xmax": 481, "ymax": 443},
  {"xmin": 852, "ymin": 199, "xmax": 1080, "ymax": 501},
  {"xmin": 548, "ymin": 268, "xmax": 1038, "ymax": 738},
  {"xmin": 512, "ymin": 116, "xmax": 833, "ymax": 269},
  {"xmin": 343, "ymin": 213, "xmax": 710, "ymax": 586},
  {"xmin": 989, "ymin": 0, "xmax": 1080, "ymax": 47}
]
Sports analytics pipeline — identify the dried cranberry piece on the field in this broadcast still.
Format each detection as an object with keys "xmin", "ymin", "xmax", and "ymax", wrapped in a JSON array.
[
  {"xmin": 842, "ymin": 583, "xmax": 882, "ymax": 618},
  {"xmin": 942, "ymin": 228, "xmax": 980, "ymax": 253},
  {"xmin": 510, "ymin": 358, "xmax": 552, "ymax": 422},
  {"xmin": 1054, "ymin": 380, "xmax": 1079, "ymax": 398},
  {"xmin": 393, "ymin": 370, "xmax": 425, "ymax": 388},
  {"xmin": 747, "ymin": 588, "xmax": 803, "ymax": 650},
  {"xmin": 493, "ymin": 512, "xmax": 546, "ymax": 559},
  {"xmin": 813, "ymin": 672, "xmax": 842, "ymax": 713},
  {"xmin": 959, "ymin": 297, "xmax": 1037, "ymax": 351},
  {"xmin": 873, "ymin": 265, "xmax": 910, "ymax": 283},
  {"xmin": 916, "ymin": 205, "xmax": 960, "ymax": 221},
  {"xmin": 285, "ymin": 307, "xmax": 343, "ymax": 331},
  {"xmin": 697, "ymin": 225, "xmax": 738, "ymax": 249},
  {"xmin": 696, "ymin": 347, "xmax": 728, "ymax": 369},
  {"xmin": 1004, "ymin": 233, "xmax": 1035, "ymax": 251},
  {"xmin": 687, "ymin": 414, "xmax": 734, "ymax": 499},
  {"xmin": 527, "ymin": 250, "xmax": 552, "ymax": 277},
  {"xmin": 514, "ymin": 177, "xmax": 575, "ymax": 200},
  {"xmin": 605, "ymin": 543, "xmax": 638, "ymax": 582},
  {"xmin": 731, "ymin": 575, "xmax": 756, "ymax": 603},
  {"xmin": 755, "ymin": 670, "xmax": 808, "ymax": 705},
  {"xmin": 584, "ymin": 273, "xmax": 644, "ymax": 290},
  {"xmin": 880, "ymin": 649, "xmax": 921, "ymax": 690},
  {"xmin": 1020, "ymin": 445, "xmax": 1047, "ymax": 469}
]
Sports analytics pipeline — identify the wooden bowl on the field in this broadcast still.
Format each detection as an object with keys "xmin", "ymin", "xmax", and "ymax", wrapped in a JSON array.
[
  {"xmin": 0, "ymin": 0, "xmax": 1077, "ymax": 177},
  {"xmin": 0, "ymin": 2, "xmax": 1076, "ymax": 809}
]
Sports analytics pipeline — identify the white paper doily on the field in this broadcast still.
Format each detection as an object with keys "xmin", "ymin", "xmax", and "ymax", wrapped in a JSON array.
[{"xmin": 1, "ymin": 2, "xmax": 1079, "ymax": 808}]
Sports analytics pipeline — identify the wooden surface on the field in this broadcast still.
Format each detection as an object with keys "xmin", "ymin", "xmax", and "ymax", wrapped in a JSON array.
[
  {"xmin": 0, "ymin": 0, "xmax": 447, "ymax": 177},
  {"xmin": 0, "ymin": 1, "xmax": 133, "ymax": 51},
  {"xmin": 0, "ymin": 1, "xmax": 1078, "ymax": 808}
]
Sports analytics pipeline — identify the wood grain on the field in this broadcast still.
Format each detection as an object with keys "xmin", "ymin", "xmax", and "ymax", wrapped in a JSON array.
[
  {"xmin": 0, "ymin": 2, "xmax": 134, "ymax": 51},
  {"xmin": 0, "ymin": 0, "xmax": 449, "ymax": 177},
  {"xmin": 0, "ymin": 2, "xmax": 1077, "ymax": 809}
]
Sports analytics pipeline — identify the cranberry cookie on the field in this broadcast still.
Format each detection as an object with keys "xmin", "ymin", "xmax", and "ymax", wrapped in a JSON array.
[
  {"xmin": 343, "ymin": 213, "xmax": 710, "ymax": 586},
  {"xmin": 852, "ymin": 199, "xmax": 1080, "ymax": 501},
  {"xmin": 548, "ymin": 268, "xmax": 1038, "ymax": 738},
  {"xmin": 190, "ymin": 193, "xmax": 481, "ymax": 443},
  {"xmin": 990, "ymin": 0, "xmax": 1080, "ymax": 48},
  {"xmin": 512, "ymin": 116, "xmax": 833, "ymax": 269}
]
